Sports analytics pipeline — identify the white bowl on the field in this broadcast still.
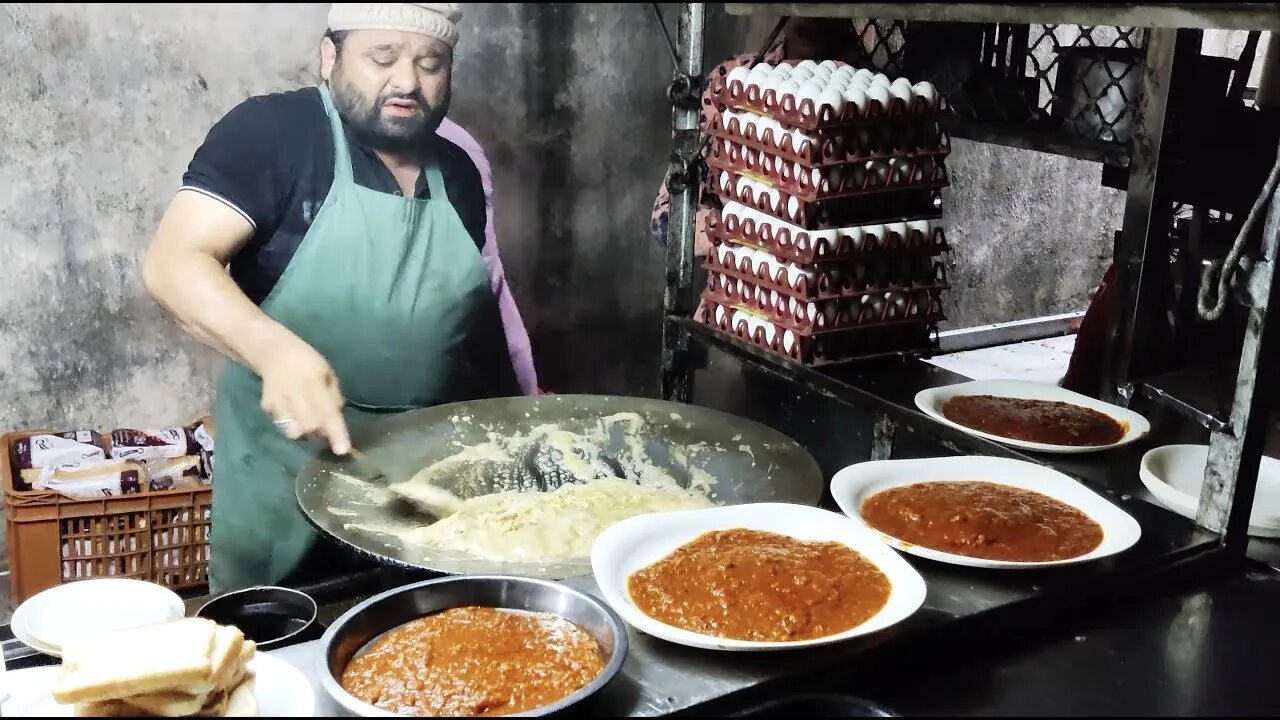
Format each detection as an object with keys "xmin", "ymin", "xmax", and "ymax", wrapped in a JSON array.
[
  {"xmin": 830, "ymin": 456, "xmax": 1143, "ymax": 569},
  {"xmin": 913, "ymin": 379, "xmax": 1150, "ymax": 454},
  {"xmin": 1139, "ymin": 444, "xmax": 1280, "ymax": 537},
  {"xmin": 590, "ymin": 502, "xmax": 927, "ymax": 652}
]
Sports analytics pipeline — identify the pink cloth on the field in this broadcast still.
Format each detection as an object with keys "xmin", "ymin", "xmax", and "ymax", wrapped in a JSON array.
[{"xmin": 437, "ymin": 118, "xmax": 540, "ymax": 395}]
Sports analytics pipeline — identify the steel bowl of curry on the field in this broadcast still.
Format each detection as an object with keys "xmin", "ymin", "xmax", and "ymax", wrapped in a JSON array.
[
  {"xmin": 591, "ymin": 502, "xmax": 928, "ymax": 651},
  {"xmin": 317, "ymin": 575, "xmax": 628, "ymax": 717},
  {"xmin": 831, "ymin": 456, "xmax": 1143, "ymax": 569}
]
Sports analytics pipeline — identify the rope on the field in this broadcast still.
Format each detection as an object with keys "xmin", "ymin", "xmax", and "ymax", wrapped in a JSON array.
[{"xmin": 1197, "ymin": 145, "xmax": 1280, "ymax": 321}]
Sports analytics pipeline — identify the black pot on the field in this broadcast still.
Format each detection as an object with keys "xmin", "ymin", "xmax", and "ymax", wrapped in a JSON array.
[{"xmin": 195, "ymin": 585, "xmax": 319, "ymax": 651}]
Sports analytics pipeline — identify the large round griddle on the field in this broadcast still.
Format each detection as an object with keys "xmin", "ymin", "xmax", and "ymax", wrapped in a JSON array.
[{"xmin": 296, "ymin": 394, "xmax": 823, "ymax": 579}]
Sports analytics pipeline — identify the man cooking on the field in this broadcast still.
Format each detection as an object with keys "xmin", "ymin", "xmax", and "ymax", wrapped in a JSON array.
[{"xmin": 142, "ymin": 3, "xmax": 537, "ymax": 592}]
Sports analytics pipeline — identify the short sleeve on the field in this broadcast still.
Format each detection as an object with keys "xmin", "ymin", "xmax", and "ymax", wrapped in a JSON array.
[{"xmin": 181, "ymin": 97, "xmax": 286, "ymax": 235}]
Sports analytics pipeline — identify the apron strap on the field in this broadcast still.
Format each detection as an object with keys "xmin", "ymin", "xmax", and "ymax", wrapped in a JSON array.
[
  {"xmin": 423, "ymin": 146, "xmax": 446, "ymax": 199},
  {"xmin": 318, "ymin": 83, "xmax": 355, "ymax": 186}
]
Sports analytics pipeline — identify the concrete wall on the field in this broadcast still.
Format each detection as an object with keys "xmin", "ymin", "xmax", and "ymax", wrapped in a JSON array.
[{"xmin": 0, "ymin": 4, "xmax": 1261, "ymax": 576}]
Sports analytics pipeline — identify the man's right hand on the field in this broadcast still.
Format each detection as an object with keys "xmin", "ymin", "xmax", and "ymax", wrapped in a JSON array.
[
  {"xmin": 255, "ymin": 332, "xmax": 352, "ymax": 456},
  {"xmin": 142, "ymin": 191, "xmax": 353, "ymax": 457}
]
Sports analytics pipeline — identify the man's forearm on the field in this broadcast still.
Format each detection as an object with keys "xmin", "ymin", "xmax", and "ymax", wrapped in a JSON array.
[{"xmin": 143, "ymin": 247, "xmax": 287, "ymax": 374}]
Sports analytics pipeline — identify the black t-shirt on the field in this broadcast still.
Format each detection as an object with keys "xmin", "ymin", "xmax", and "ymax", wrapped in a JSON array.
[{"xmin": 181, "ymin": 86, "xmax": 486, "ymax": 305}]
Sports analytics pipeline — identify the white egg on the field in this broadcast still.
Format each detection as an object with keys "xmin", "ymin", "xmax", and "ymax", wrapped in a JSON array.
[
  {"xmin": 813, "ymin": 230, "xmax": 837, "ymax": 254},
  {"xmin": 786, "ymin": 196, "xmax": 800, "ymax": 217},
  {"xmin": 888, "ymin": 159, "xmax": 910, "ymax": 183},
  {"xmin": 871, "ymin": 73, "xmax": 892, "ymax": 88},
  {"xmin": 818, "ymin": 60, "xmax": 839, "ymax": 72},
  {"xmin": 891, "ymin": 77, "xmax": 913, "ymax": 94},
  {"xmin": 827, "ymin": 166, "xmax": 845, "ymax": 191},
  {"xmin": 727, "ymin": 66, "xmax": 750, "ymax": 88},
  {"xmin": 790, "ymin": 66, "xmax": 814, "ymax": 82},
  {"xmin": 908, "ymin": 219, "xmax": 932, "ymax": 238},
  {"xmin": 776, "ymin": 80, "xmax": 801, "ymax": 108},
  {"xmin": 867, "ymin": 84, "xmax": 891, "ymax": 110},
  {"xmin": 848, "ymin": 74, "xmax": 872, "ymax": 91},
  {"xmin": 864, "ymin": 224, "xmax": 885, "ymax": 249},
  {"xmin": 748, "ymin": 63, "xmax": 771, "ymax": 79},
  {"xmin": 769, "ymin": 67, "xmax": 792, "ymax": 81},
  {"xmin": 913, "ymin": 81, "xmax": 938, "ymax": 109},
  {"xmin": 800, "ymin": 78, "xmax": 826, "ymax": 94},
  {"xmin": 832, "ymin": 66, "xmax": 855, "ymax": 80},
  {"xmin": 817, "ymin": 89, "xmax": 846, "ymax": 118},
  {"xmin": 890, "ymin": 83, "xmax": 913, "ymax": 106},
  {"xmin": 867, "ymin": 161, "xmax": 889, "ymax": 185},
  {"xmin": 796, "ymin": 60, "xmax": 819, "ymax": 72},
  {"xmin": 762, "ymin": 186, "xmax": 779, "ymax": 207},
  {"xmin": 853, "ymin": 68, "xmax": 875, "ymax": 82},
  {"xmin": 776, "ymin": 62, "xmax": 793, "ymax": 73},
  {"xmin": 850, "ymin": 164, "xmax": 867, "ymax": 188},
  {"xmin": 842, "ymin": 87, "xmax": 869, "ymax": 116},
  {"xmin": 888, "ymin": 292, "xmax": 907, "ymax": 319},
  {"xmin": 796, "ymin": 85, "xmax": 823, "ymax": 116},
  {"xmin": 888, "ymin": 221, "xmax": 908, "ymax": 239}
]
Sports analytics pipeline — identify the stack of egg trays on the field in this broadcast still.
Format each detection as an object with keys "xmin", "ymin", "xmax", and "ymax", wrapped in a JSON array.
[
  {"xmin": 695, "ymin": 60, "xmax": 950, "ymax": 366},
  {"xmin": 696, "ymin": 206, "xmax": 948, "ymax": 365}
]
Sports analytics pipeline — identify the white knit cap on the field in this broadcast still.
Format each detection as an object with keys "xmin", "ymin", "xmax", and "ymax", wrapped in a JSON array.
[{"xmin": 327, "ymin": 3, "xmax": 464, "ymax": 47}]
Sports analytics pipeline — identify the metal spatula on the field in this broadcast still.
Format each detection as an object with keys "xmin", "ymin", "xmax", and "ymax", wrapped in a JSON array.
[{"xmin": 346, "ymin": 447, "xmax": 467, "ymax": 519}]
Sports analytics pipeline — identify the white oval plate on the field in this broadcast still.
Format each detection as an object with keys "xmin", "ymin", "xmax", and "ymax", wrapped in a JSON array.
[
  {"xmin": 1139, "ymin": 444, "xmax": 1280, "ymax": 538},
  {"xmin": 830, "ymin": 456, "xmax": 1142, "ymax": 569},
  {"xmin": 913, "ymin": 379, "xmax": 1150, "ymax": 454},
  {"xmin": 590, "ymin": 502, "xmax": 927, "ymax": 651},
  {"xmin": 0, "ymin": 652, "xmax": 315, "ymax": 717},
  {"xmin": 16, "ymin": 579, "xmax": 185, "ymax": 655}
]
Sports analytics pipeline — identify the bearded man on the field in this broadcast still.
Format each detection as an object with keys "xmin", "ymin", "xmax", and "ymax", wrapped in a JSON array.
[{"xmin": 142, "ymin": 3, "xmax": 536, "ymax": 591}]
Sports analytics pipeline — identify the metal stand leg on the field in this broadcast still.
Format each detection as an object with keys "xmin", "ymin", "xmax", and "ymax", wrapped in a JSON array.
[
  {"xmin": 1104, "ymin": 28, "xmax": 1183, "ymax": 404},
  {"xmin": 1199, "ymin": 189, "xmax": 1280, "ymax": 551},
  {"xmin": 660, "ymin": 2, "xmax": 705, "ymax": 403}
]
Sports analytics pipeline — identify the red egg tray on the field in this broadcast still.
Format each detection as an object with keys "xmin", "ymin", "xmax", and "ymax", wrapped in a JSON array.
[
  {"xmin": 706, "ymin": 176, "xmax": 942, "ymax": 230},
  {"xmin": 708, "ymin": 112, "xmax": 950, "ymax": 168},
  {"xmin": 706, "ymin": 64, "xmax": 950, "ymax": 133},
  {"xmin": 707, "ymin": 209, "xmax": 948, "ymax": 265},
  {"xmin": 702, "ymin": 274, "xmax": 946, "ymax": 334},
  {"xmin": 695, "ymin": 297, "xmax": 940, "ymax": 366},
  {"xmin": 704, "ymin": 244, "xmax": 950, "ymax": 303},
  {"xmin": 707, "ymin": 150, "xmax": 949, "ymax": 206}
]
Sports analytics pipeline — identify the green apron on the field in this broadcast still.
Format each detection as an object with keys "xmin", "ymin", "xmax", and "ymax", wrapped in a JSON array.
[{"xmin": 209, "ymin": 84, "xmax": 519, "ymax": 592}]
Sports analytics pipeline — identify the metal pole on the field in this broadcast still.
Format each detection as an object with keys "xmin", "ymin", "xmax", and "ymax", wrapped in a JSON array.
[
  {"xmin": 1198, "ymin": 184, "xmax": 1280, "ymax": 549},
  {"xmin": 660, "ymin": 2, "xmax": 705, "ymax": 402},
  {"xmin": 1102, "ymin": 28, "xmax": 1179, "ymax": 403}
]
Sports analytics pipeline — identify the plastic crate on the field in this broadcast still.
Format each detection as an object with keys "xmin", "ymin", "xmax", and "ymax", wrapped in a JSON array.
[{"xmin": 2, "ymin": 429, "xmax": 212, "ymax": 603}]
